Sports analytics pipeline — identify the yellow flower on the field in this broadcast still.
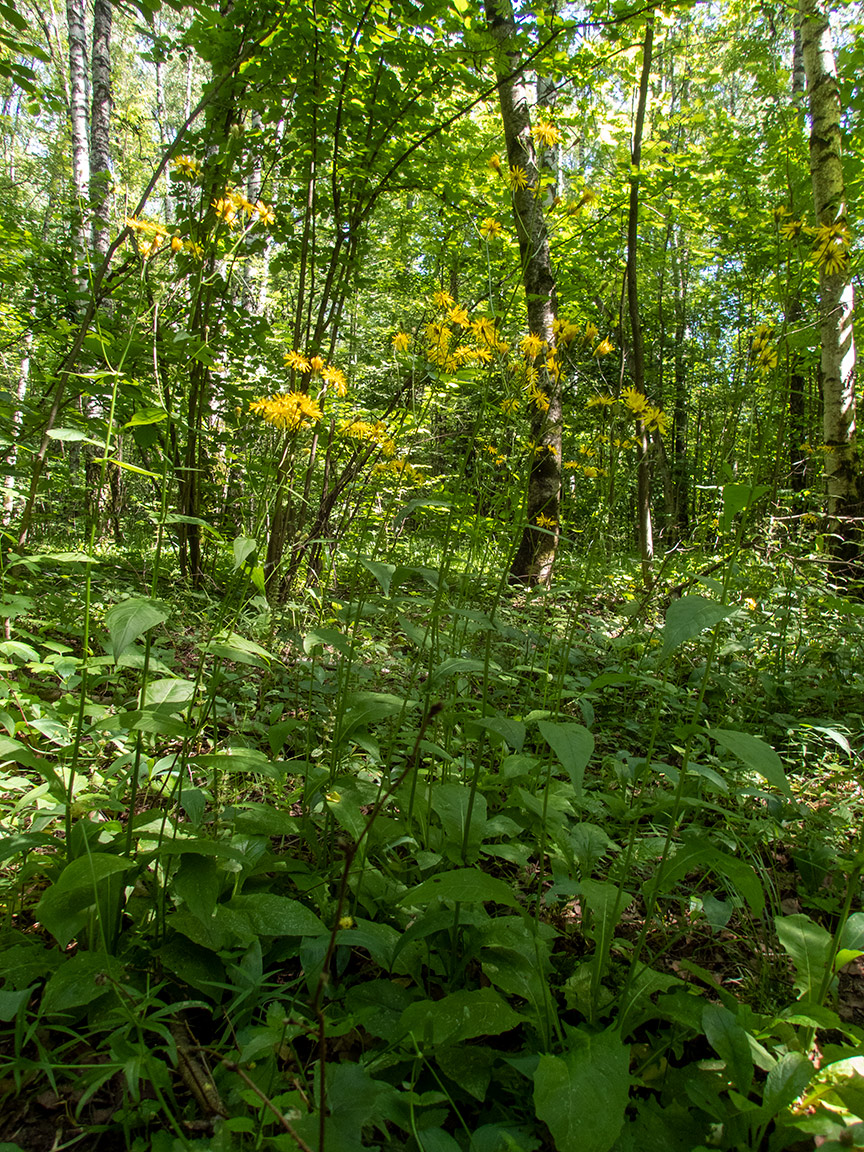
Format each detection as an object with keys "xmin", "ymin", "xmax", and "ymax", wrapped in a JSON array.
[
  {"xmin": 744, "ymin": 597, "xmax": 757, "ymax": 611},
  {"xmin": 508, "ymin": 164, "xmax": 529, "ymax": 191},
  {"xmin": 532, "ymin": 121, "xmax": 561, "ymax": 147},
  {"xmin": 583, "ymin": 466, "xmax": 600, "ymax": 478},
  {"xmin": 284, "ymin": 350, "xmax": 311, "ymax": 373},
  {"xmin": 587, "ymin": 394, "xmax": 616, "ymax": 408},
  {"xmin": 535, "ymin": 513, "xmax": 557, "ymax": 528},
  {"xmin": 432, "ymin": 290, "xmax": 455, "ymax": 309},
  {"xmin": 500, "ymin": 397, "xmax": 521, "ymax": 415},
  {"xmin": 812, "ymin": 220, "xmax": 852, "ymax": 275},
  {"xmin": 593, "ymin": 337, "xmax": 614, "ymax": 357},
  {"xmin": 521, "ymin": 333, "xmax": 546, "ymax": 358},
  {"xmin": 255, "ymin": 201, "xmax": 276, "ymax": 227},
  {"xmin": 583, "ymin": 322, "xmax": 599, "ymax": 344},
  {"xmin": 339, "ymin": 418, "xmax": 396, "ymax": 456},
  {"xmin": 558, "ymin": 322, "xmax": 582, "ymax": 345},
  {"xmin": 545, "ymin": 354, "xmax": 560, "ymax": 380},
  {"xmin": 309, "ymin": 355, "xmax": 325, "ymax": 374},
  {"xmin": 563, "ymin": 460, "xmax": 579, "ymax": 469},
  {"xmin": 183, "ymin": 240, "xmax": 203, "ymax": 259},
  {"xmin": 172, "ymin": 154, "xmax": 200, "ymax": 179},
  {"xmin": 447, "ymin": 305, "xmax": 470, "ymax": 327},
  {"xmin": 773, "ymin": 205, "xmax": 791, "ymax": 221},
  {"xmin": 321, "ymin": 365, "xmax": 348, "ymax": 396},
  {"xmin": 170, "ymin": 236, "xmax": 184, "ymax": 253},
  {"xmin": 527, "ymin": 383, "xmax": 550, "ymax": 412},
  {"xmin": 373, "ymin": 458, "xmax": 421, "ymax": 483},
  {"xmin": 471, "ymin": 316, "xmax": 497, "ymax": 345},
  {"xmin": 212, "ymin": 197, "xmax": 238, "ymax": 225},
  {"xmin": 488, "ymin": 153, "xmax": 502, "ymax": 173},
  {"xmin": 568, "ymin": 189, "xmax": 598, "ymax": 214},
  {"xmin": 779, "ymin": 218, "xmax": 804, "ymax": 241},
  {"xmin": 621, "ymin": 386, "xmax": 648, "ymax": 415},
  {"xmin": 479, "ymin": 217, "xmax": 503, "ymax": 239},
  {"xmin": 250, "ymin": 391, "xmax": 322, "ymax": 432},
  {"xmin": 392, "ymin": 331, "xmax": 411, "ymax": 352},
  {"xmin": 338, "ymin": 916, "xmax": 355, "ymax": 930}
]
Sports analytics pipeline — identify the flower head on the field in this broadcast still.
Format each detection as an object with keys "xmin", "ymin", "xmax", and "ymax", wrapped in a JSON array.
[
  {"xmin": 593, "ymin": 337, "xmax": 614, "ymax": 357},
  {"xmin": 521, "ymin": 333, "xmax": 546, "ymax": 359},
  {"xmin": 532, "ymin": 121, "xmax": 561, "ymax": 148},
  {"xmin": 392, "ymin": 331, "xmax": 411, "ymax": 352},
  {"xmin": 479, "ymin": 217, "xmax": 503, "ymax": 239},
  {"xmin": 172, "ymin": 154, "xmax": 200, "ymax": 179},
  {"xmin": 447, "ymin": 305, "xmax": 470, "ymax": 327},
  {"xmin": 250, "ymin": 391, "xmax": 322, "ymax": 432},
  {"xmin": 508, "ymin": 165, "xmax": 529, "ymax": 191},
  {"xmin": 812, "ymin": 220, "xmax": 852, "ymax": 276},
  {"xmin": 535, "ymin": 513, "xmax": 557, "ymax": 528},
  {"xmin": 488, "ymin": 153, "xmax": 502, "ymax": 173},
  {"xmin": 432, "ymin": 290, "xmax": 455, "ymax": 309},
  {"xmin": 321, "ymin": 365, "xmax": 348, "ymax": 396},
  {"xmin": 284, "ymin": 350, "xmax": 311, "ymax": 373}
]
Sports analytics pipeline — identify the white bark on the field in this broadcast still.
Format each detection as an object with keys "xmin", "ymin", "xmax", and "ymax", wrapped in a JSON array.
[
  {"xmin": 66, "ymin": 0, "xmax": 89, "ymax": 290},
  {"xmin": 89, "ymin": 0, "xmax": 112, "ymax": 258},
  {"xmin": 800, "ymin": 0, "xmax": 858, "ymax": 534}
]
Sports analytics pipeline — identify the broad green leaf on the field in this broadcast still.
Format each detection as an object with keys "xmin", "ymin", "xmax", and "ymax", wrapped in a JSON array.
[
  {"xmin": 661, "ymin": 595, "xmax": 731, "ymax": 657},
  {"xmin": 710, "ymin": 728, "xmax": 790, "ymax": 796},
  {"xmin": 97, "ymin": 457, "xmax": 160, "ymax": 479},
  {"xmin": 46, "ymin": 427, "xmax": 104, "ymax": 446},
  {"xmin": 173, "ymin": 854, "xmax": 221, "ymax": 921},
  {"xmin": 702, "ymin": 1003, "xmax": 753, "ymax": 1095},
  {"xmin": 400, "ymin": 987, "xmax": 523, "ymax": 1046},
  {"xmin": 470, "ymin": 716, "xmax": 526, "ymax": 751},
  {"xmin": 303, "ymin": 626, "xmax": 352, "ymax": 656},
  {"xmin": 125, "ymin": 407, "xmax": 168, "ymax": 427},
  {"xmin": 232, "ymin": 536, "xmax": 256, "ymax": 569},
  {"xmin": 533, "ymin": 1026, "xmax": 630, "ymax": 1152},
  {"xmin": 399, "ymin": 868, "xmax": 521, "ymax": 910},
  {"xmin": 839, "ymin": 912, "xmax": 864, "ymax": 954},
  {"xmin": 360, "ymin": 557, "xmax": 396, "ymax": 596},
  {"xmin": 720, "ymin": 482, "xmax": 769, "ymax": 533},
  {"xmin": 41, "ymin": 952, "xmax": 124, "ymax": 1015},
  {"xmin": 226, "ymin": 894, "xmax": 327, "ymax": 937},
  {"xmin": 776, "ymin": 913, "xmax": 833, "ymax": 999},
  {"xmin": 105, "ymin": 597, "xmax": 169, "ymax": 661},
  {"xmin": 538, "ymin": 721, "xmax": 594, "ymax": 795},
  {"xmin": 205, "ymin": 632, "xmax": 273, "ymax": 668},
  {"xmin": 431, "ymin": 657, "xmax": 496, "ymax": 685},
  {"xmin": 430, "ymin": 782, "xmax": 487, "ymax": 863},
  {"xmin": 762, "ymin": 1051, "xmax": 813, "ymax": 1117},
  {"xmin": 0, "ymin": 986, "xmax": 31, "ymax": 1021},
  {"xmin": 581, "ymin": 880, "xmax": 632, "ymax": 976}
]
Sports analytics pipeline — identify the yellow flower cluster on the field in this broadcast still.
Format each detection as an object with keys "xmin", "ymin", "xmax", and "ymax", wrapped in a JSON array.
[
  {"xmin": 373, "ymin": 458, "xmax": 421, "ymax": 483},
  {"xmin": 420, "ymin": 298, "xmax": 509, "ymax": 374},
  {"xmin": 587, "ymin": 394, "xmax": 616, "ymax": 408},
  {"xmin": 125, "ymin": 216, "xmax": 202, "ymax": 260},
  {"xmin": 212, "ymin": 186, "xmax": 275, "ymax": 228},
  {"xmin": 339, "ymin": 418, "xmax": 396, "ymax": 456},
  {"xmin": 283, "ymin": 351, "xmax": 347, "ymax": 396},
  {"xmin": 250, "ymin": 391, "xmax": 322, "ymax": 432},
  {"xmin": 812, "ymin": 220, "xmax": 851, "ymax": 276},
  {"xmin": 564, "ymin": 460, "xmax": 607, "ymax": 478},
  {"xmin": 484, "ymin": 443, "xmax": 508, "ymax": 466},
  {"xmin": 751, "ymin": 325, "xmax": 778, "ymax": 376},
  {"xmin": 535, "ymin": 513, "xmax": 557, "ymax": 528},
  {"xmin": 619, "ymin": 386, "xmax": 670, "ymax": 434}
]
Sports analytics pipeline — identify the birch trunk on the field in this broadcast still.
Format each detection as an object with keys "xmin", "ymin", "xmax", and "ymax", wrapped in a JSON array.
[
  {"xmin": 66, "ymin": 0, "xmax": 89, "ymax": 294},
  {"xmin": 626, "ymin": 15, "xmax": 655, "ymax": 586},
  {"xmin": 800, "ymin": 0, "xmax": 859, "ymax": 556},
  {"xmin": 484, "ymin": 0, "xmax": 561, "ymax": 587},
  {"xmin": 89, "ymin": 0, "xmax": 112, "ymax": 259}
]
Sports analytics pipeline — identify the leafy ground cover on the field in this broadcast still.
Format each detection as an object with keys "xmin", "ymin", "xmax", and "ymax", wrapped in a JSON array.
[{"xmin": 0, "ymin": 522, "xmax": 863, "ymax": 1152}]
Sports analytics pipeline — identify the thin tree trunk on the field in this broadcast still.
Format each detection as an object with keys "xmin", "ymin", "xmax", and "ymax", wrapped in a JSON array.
[
  {"xmin": 89, "ymin": 0, "xmax": 112, "ymax": 259},
  {"xmin": 801, "ymin": 0, "xmax": 858, "ymax": 560},
  {"xmin": 66, "ymin": 0, "xmax": 89, "ymax": 293},
  {"xmin": 626, "ymin": 15, "xmax": 655, "ymax": 586},
  {"xmin": 485, "ymin": 0, "xmax": 561, "ymax": 587}
]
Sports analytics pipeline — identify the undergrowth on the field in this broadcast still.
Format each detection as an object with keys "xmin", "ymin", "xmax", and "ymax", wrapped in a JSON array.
[{"xmin": 0, "ymin": 517, "xmax": 863, "ymax": 1152}]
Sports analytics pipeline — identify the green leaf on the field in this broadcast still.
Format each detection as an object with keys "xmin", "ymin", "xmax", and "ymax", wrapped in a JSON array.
[
  {"xmin": 173, "ymin": 854, "xmax": 221, "ymax": 922},
  {"xmin": 533, "ymin": 1026, "xmax": 630, "ymax": 1152},
  {"xmin": 762, "ymin": 1052, "xmax": 813, "ymax": 1117},
  {"xmin": 430, "ymin": 782, "xmax": 487, "ymax": 863},
  {"xmin": 662, "ymin": 595, "xmax": 731, "ymax": 657},
  {"xmin": 581, "ymin": 880, "xmax": 632, "ymax": 976},
  {"xmin": 41, "ymin": 952, "xmax": 124, "ymax": 1016},
  {"xmin": 538, "ymin": 721, "xmax": 594, "ymax": 795},
  {"xmin": 232, "ymin": 536, "xmax": 256, "ymax": 569},
  {"xmin": 105, "ymin": 597, "xmax": 168, "ymax": 661},
  {"xmin": 303, "ymin": 626, "xmax": 352, "ymax": 656},
  {"xmin": 720, "ymin": 482, "xmax": 769, "ymax": 533},
  {"xmin": 225, "ymin": 894, "xmax": 327, "ymax": 937},
  {"xmin": 45, "ymin": 427, "xmax": 104, "ymax": 446},
  {"xmin": 710, "ymin": 728, "xmax": 790, "ymax": 796},
  {"xmin": 776, "ymin": 913, "xmax": 833, "ymax": 999},
  {"xmin": 399, "ymin": 987, "xmax": 523, "ymax": 1046},
  {"xmin": 702, "ymin": 1003, "xmax": 753, "ymax": 1095},
  {"xmin": 125, "ymin": 407, "xmax": 168, "ymax": 427},
  {"xmin": 360, "ymin": 557, "xmax": 396, "ymax": 596},
  {"xmin": 399, "ymin": 868, "xmax": 521, "ymax": 910}
]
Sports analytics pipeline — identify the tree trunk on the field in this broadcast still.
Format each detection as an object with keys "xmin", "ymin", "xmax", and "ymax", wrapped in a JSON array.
[
  {"xmin": 66, "ymin": 0, "xmax": 89, "ymax": 295},
  {"xmin": 800, "ymin": 0, "xmax": 859, "ymax": 558},
  {"xmin": 485, "ymin": 0, "xmax": 561, "ymax": 587},
  {"xmin": 625, "ymin": 15, "xmax": 655, "ymax": 586},
  {"xmin": 89, "ymin": 0, "xmax": 112, "ymax": 260}
]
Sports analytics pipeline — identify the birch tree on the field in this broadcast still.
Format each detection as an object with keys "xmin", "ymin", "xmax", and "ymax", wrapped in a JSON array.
[{"xmin": 800, "ymin": 0, "xmax": 859, "ymax": 557}]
